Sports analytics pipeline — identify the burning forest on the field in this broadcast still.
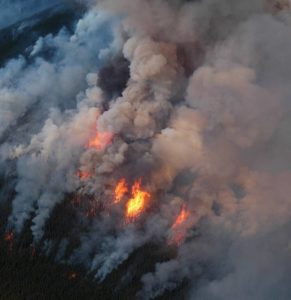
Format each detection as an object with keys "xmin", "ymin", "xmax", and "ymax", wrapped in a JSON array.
[{"xmin": 1, "ymin": 0, "xmax": 291, "ymax": 299}]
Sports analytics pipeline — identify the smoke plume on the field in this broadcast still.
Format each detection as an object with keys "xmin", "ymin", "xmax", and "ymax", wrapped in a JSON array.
[{"xmin": 1, "ymin": 0, "xmax": 291, "ymax": 299}]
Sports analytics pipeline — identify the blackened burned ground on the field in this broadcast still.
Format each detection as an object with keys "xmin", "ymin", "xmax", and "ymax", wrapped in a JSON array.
[
  {"xmin": 0, "ymin": 188, "xmax": 188, "ymax": 300},
  {"xmin": 0, "ymin": 235, "xmax": 187, "ymax": 299},
  {"xmin": 0, "ymin": 245, "xmax": 102, "ymax": 300}
]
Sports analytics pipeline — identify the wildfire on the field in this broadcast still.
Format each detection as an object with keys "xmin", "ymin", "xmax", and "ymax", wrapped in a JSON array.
[
  {"xmin": 169, "ymin": 206, "xmax": 192, "ymax": 245},
  {"xmin": 87, "ymin": 131, "xmax": 112, "ymax": 150},
  {"xmin": 76, "ymin": 170, "xmax": 91, "ymax": 180},
  {"xmin": 172, "ymin": 206, "xmax": 190, "ymax": 229},
  {"xmin": 114, "ymin": 178, "xmax": 128, "ymax": 203},
  {"xmin": 125, "ymin": 180, "xmax": 150, "ymax": 221},
  {"xmin": 68, "ymin": 271, "xmax": 77, "ymax": 280},
  {"xmin": 4, "ymin": 231, "xmax": 14, "ymax": 252}
]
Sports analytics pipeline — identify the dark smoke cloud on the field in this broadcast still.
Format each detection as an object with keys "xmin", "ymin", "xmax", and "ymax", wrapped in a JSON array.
[{"xmin": 97, "ymin": 55, "xmax": 130, "ymax": 101}]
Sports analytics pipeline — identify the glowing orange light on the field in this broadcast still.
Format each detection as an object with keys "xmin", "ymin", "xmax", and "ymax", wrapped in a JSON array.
[
  {"xmin": 114, "ymin": 178, "xmax": 128, "ymax": 203},
  {"xmin": 87, "ymin": 131, "xmax": 112, "ymax": 150},
  {"xmin": 4, "ymin": 231, "xmax": 14, "ymax": 252},
  {"xmin": 68, "ymin": 272, "xmax": 77, "ymax": 280},
  {"xmin": 77, "ymin": 170, "xmax": 91, "ymax": 180},
  {"xmin": 125, "ymin": 180, "xmax": 150, "ymax": 220},
  {"xmin": 169, "ymin": 206, "xmax": 192, "ymax": 245},
  {"xmin": 172, "ymin": 206, "xmax": 190, "ymax": 229}
]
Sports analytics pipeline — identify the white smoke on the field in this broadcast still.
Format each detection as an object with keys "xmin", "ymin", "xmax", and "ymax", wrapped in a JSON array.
[{"xmin": 2, "ymin": 8, "xmax": 120, "ymax": 240}]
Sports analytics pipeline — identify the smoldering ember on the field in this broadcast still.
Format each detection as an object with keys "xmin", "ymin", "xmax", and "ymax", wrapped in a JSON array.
[{"xmin": 1, "ymin": 0, "xmax": 291, "ymax": 299}]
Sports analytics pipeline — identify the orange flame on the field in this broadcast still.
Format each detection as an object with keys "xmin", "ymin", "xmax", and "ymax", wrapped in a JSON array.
[
  {"xmin": 172, "ymin": 206, "xmax": 190, "ymax": 229},
  {"xmin": 87, "ymin": 131, "xmax": 112, "ymax": 150},
  {"xmin": 4, "ymin": 231, "xmax": 14, "ymax": 252},
  {"xmin": 125, "ymin": 180, "xmax": 150, "ymax": 220},
  {"xmin": 77, "ymin": 170, "xmax": 91, "ymax": 180},
  {"xmin": 169, "ymin": 206, "xmax": 192, "ymax": 245},
  {"xmin": 114, "ymin": 178, "xmax": 128, "ymax": 203},
  {"xmin": 68, "ymin": 272, "xmax": 77, "ymax": 280}
]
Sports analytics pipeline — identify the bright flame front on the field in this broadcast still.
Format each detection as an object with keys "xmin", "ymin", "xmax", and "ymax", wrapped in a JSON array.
[
  {"xmin": 172, "ymin": 206, "xmax": 190, "ymax": 229},
  {"xmin": 169, "ymin": 206, "xmax": 192, "ymax": 245},
  {"xmin": 114, "ymin": 178, "xmax": 128, "ymax": 203},
  {"xmin": 125, "ymin": 180, "xmax": 150, "ymax": 220},
  {"xmin": 87, "ymin": 131, "xmax": 113, "ymax": 150}
]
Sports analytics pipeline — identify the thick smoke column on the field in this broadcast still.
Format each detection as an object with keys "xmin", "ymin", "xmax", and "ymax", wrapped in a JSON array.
[{"xmin": 1, "ymin": 0, "xmax": 291, "ymax": 299}]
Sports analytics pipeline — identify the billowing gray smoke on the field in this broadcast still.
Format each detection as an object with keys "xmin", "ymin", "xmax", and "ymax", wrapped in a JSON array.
[{"xmin": 1, "ymin": 0, "xmax": 291, "ymax": 299}]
